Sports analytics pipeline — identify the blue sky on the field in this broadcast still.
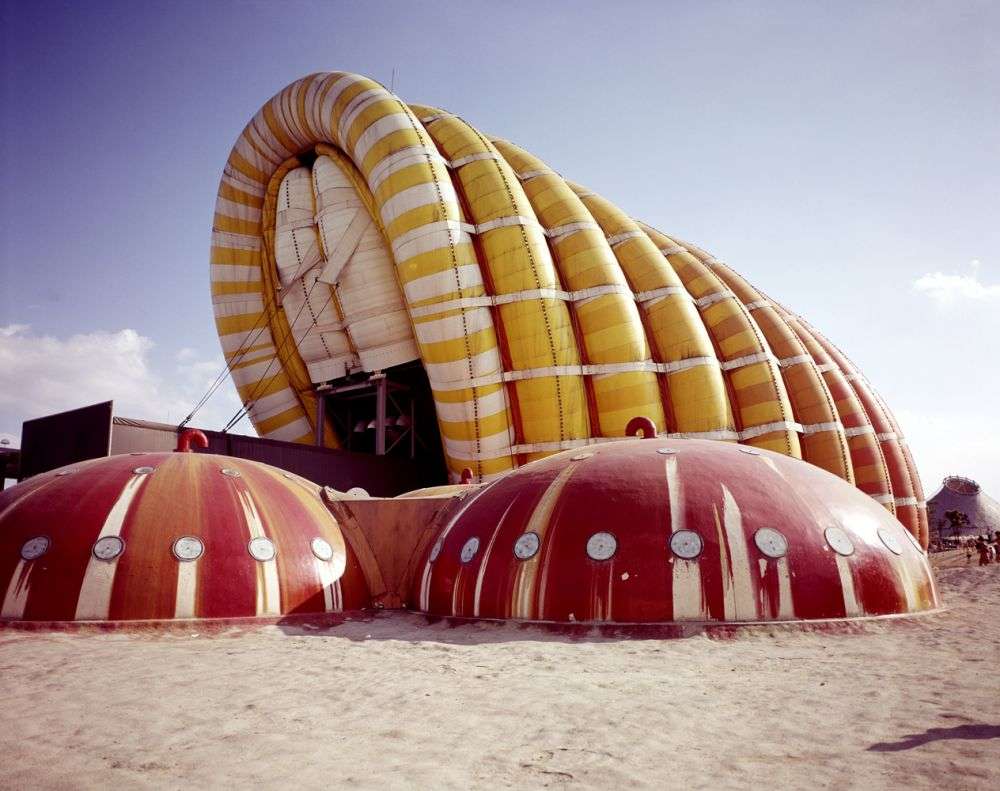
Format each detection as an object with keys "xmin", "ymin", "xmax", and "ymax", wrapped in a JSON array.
[{"xmin": 1, "ymin": 0, "xmax": 998, "ymax": 493}]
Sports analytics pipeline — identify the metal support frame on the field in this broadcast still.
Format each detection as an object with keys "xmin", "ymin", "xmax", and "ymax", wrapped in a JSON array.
[
  {"xmin": 318, "ymin": 370, "xmax": 427, "ymax": 460},
  {"xmin": 314, "ymin": 390, "xmax": 326, "ymax": 447},
  {"xmin": 374, "ymin": 373, "xmax": 387, "ymax": 455}
]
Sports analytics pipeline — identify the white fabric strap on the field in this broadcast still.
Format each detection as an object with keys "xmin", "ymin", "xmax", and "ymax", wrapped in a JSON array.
[
  {"xmin": 517, "ymin": 426, "xmax": 809, "ymax": 445},
  {"xmin": 493, "ymin": 287, "xmax": 567, "ymax": 307},
  {"xmin": 448, "ymin": 151, "xmax": 502, "ymax": 169},
  {"xmin": 720, "ymin": 351, "xmax": 776, "ymax": 371},
  {"xmin": 510, "ymin": 439, "xmax": 594, "ymax": 455},
  {"xmin": 876, "ymin": 431, "xmax": 898, "ymax": 442},
  {"xmin": 607, "ymin": 230, "xmax": 646, "ymax": 246},
  {"xmin": 430, "ymin": 356, "xmax": 721, "ymax": 392},
  {"xmin": 815, "ymin": 362, "xmax": 838, "ymax": 373},
  {"xmin": 800, "ymin": 421, "xmax": 843, "ymax": 435},
  {"xmin": 871, "ymin": 493, "xmax": 894, "ymax": 505},
  {"xmin": 505, "ymin": 361, "xmax": 657, "ymax": 381},
  {"xmin": 545, "ymin": 220, "xmax": 601, "ymax": 240},
  {"xmin": 398, "ymin": 213, "xmax": 607, "ymax": 242},
  {"xmin": 745, "ymin": 299, "xmax": 771, "ymax": 311},
  {"xmin": 667, "ymin": 356, "xmax": 720, "ymax": 373},
  {"xmin": 777, "ymin": 354, "xmax": 812, "ymax": 368},
  {"xmin": 516, "ymin": 168, "xmax": 555, "ymax": 181},
  {"xmin": 366, "ymin": 146, "xmax": 450, "ymax": 193},
  {"xmin": 390, "ymin": 219, "xmax": 475, "ymax": 259},
  {"xmin": 575, "ymin": 190, "xmax": 595, "ymax": 198},
  {"xmin": 571, "ymin": 284, "xmax": 634, "ymax": 304},
  {"xmin": 311, "ymin": 318, "xmax": 346, "ymax": 333},
  {"xmin": 894, "ymin": 496, "xmax": 919, "ymax": 507},
  {"xmin": 665, "ymin": 428, "xmax": 740, "ymax": 441},
  {"xmin": 843, "ymin": 425, "xmax": 875, "ymax": 438},
  {"xmin": 281, "ymin": 215, "xmax": 317, "ymax": 232},
  {"xmin": 695, "ymin": 291, "xmax": 735, "ymax": 309},
  {"xmin": 739, "ymin": 420, "xmax": 805, "ymax": 440},
  {"xmin": 420, "ymin": 113, "xmax": 451, "ymax": 125},
  {"xmin": 409, "ymin": 284, "xmax": 633, "ymax": 319},
  {"xmin": 659, "ymin": 245, "xmax": 688, "ymax": 256},
  {"xmin": 635, "ymin": 285, "xmax": 694, "ymax": 304},
  {"xmin": 338, "ymin": 89, "xmax": 388, "ymax": 144},
  {"xmin": 475, "ymin": 215, "xmax": 541, "ymax": 234}
]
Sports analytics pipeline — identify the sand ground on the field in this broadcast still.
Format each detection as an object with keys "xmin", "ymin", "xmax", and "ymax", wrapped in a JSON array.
[{"xmin": 1, "ymin": 551, "xmax": 998, "ymax": 790}]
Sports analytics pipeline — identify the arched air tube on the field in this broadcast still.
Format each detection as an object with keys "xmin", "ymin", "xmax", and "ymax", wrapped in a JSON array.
[{"xmin": 209, "ymin": 71, "xmax": 926, "ymax": 546}]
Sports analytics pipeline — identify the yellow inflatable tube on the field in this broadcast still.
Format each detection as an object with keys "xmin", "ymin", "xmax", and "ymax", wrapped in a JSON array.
[{"xmin": 209, "ymin": 72, "xmax": 926, "ymax": 544}]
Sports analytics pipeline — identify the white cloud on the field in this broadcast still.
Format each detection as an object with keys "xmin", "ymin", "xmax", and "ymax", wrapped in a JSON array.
[
  {"xmin": 175, "ymin": 347, "xmax": 199, "ymax": 363},
  {"xmin": 913, "ymin": 260, "xmax": 1000, "ymax": 306},
  {"xmin": 0, "ymin": 324, "xmax": 255, "ymax": 443}
]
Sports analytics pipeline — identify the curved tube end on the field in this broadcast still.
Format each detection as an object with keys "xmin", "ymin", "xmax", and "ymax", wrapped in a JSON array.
[
  {"xmin": 176, "ymin": 429, "xmax": 209, "ymax": 453},
  {"xmin": 625, "ymin": 416, "xmax": 657, "ymax": 439}
]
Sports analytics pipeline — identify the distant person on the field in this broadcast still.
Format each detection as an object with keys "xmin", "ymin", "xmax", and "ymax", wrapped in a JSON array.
[{"xmin": 976, "ymin": 538, "xmax": 991, "ymax": 566}]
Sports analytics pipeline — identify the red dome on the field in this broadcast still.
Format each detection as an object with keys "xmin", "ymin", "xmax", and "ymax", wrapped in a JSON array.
[
  {"xmin": 0, "ymin": 452, "xmax": 370, "ymax": 623},
  {"xmin": 411, "ymin": 438, "xmax": 938, "ymax": 624}
]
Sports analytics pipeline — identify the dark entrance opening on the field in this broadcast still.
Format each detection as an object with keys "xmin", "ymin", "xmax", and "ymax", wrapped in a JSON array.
[{"xmin": 317, "ymin": 360, "xmax": 448, "ymax": 486}]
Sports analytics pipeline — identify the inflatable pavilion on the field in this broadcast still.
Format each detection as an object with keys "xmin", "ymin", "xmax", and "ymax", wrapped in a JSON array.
[{"xmin": 0, "ymin": 72, "xmax": 938, "ymax": 629}]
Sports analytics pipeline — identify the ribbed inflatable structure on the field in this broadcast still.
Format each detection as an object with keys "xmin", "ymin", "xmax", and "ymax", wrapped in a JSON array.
[
  {"xmin": 411, "ymin": 437, "xmax": 938, "ymax": 624},
  {"xmin": 0, "ymin": 452, "xmax": 369, "ymax": 623},
  {"xmin": 210, "ymin": 71, "xmax": 927, "ymax": 546}
]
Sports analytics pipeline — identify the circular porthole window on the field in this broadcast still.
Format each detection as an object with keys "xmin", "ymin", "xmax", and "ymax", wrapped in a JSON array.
[
  {"xmin": 221, "ymin": 468, "xmax": 241, "ymax": 478},
  {"xmin": 738, "ymin": 447, "xmax": 761, "ymax": 456},
  {"xmin": 669, "ymin": 530, "xmax": 703, "ymax": 560},
  {"xmin": 513, "ymin": 532, "xmax": 540, "ymax": 560},
  {"xmin": 248, "ymin": 537, "xmax": 276, "ymax": 561},
  {"xmin": 586, "ymin": 531, "xmax": 618, "ymax": 561},
  {"xmin": 311, "ymin": 537, "xmax": 334, "ymax": 561},
  {"xmin": 133, "ymin": 466, "xmax": 155, "ymax": 475},
  {"xmin": 753, "ymin": 528, "xmax": 788, "ymax": 559},
  {"xmin": 172, "ymin": 536, "xmax": 204, "ymax": 562},
  {"xmin": 570, "ymin": 452, "xmax": 593, "ymax": 461},
  {"xmin": 429, "ymin": 538, "xmax": 444, "ymax": 563},
  {"xmin": 20, "ymin": 536, "xmax": 50, "ymax": 561},
  {"xmin": 460, "ymin": 537, "xmax": 480, "ymax": 563},
  {"xmin": 93, "ymin": 536, "xmax": 125, "ymax": 561},
  {"xmin": 656, "ymin": 447, "xmax": 677, "ymax": 455},
  {"xmin": 824, "ymin": 526, "xmax": 855, "ymax": 556},
  {"xmin": 878, "ymin": 528, "xmax": 903, "ymax": 555}
]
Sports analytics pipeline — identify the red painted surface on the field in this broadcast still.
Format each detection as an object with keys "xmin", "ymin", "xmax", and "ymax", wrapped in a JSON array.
[
  {"xmin": 625, "ymin": 416, "xmax": 657, "ymax": 439},
  {"xmin": 175, "ymin": 429, "xmax": 209, "ymax": 453},
  {"xmin": 0, "ymin": 440, "xmax": 941, "ymax": 629},
  {"xmin": 410, "ymin": 438, "xmax": 939, "ymax": 624},
  {"xmin": 0, "ymin": 453, "xmax": 370, "ymax": 622}
]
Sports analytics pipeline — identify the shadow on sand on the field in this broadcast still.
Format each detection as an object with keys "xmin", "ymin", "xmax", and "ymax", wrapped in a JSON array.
[
  {"xmin": 868, "ymin": 723, "xmax": 1000, "ymax": 752},
  {"xmin": 273, "ymin": 609, "xmax": 901, "ymax": 645}
]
